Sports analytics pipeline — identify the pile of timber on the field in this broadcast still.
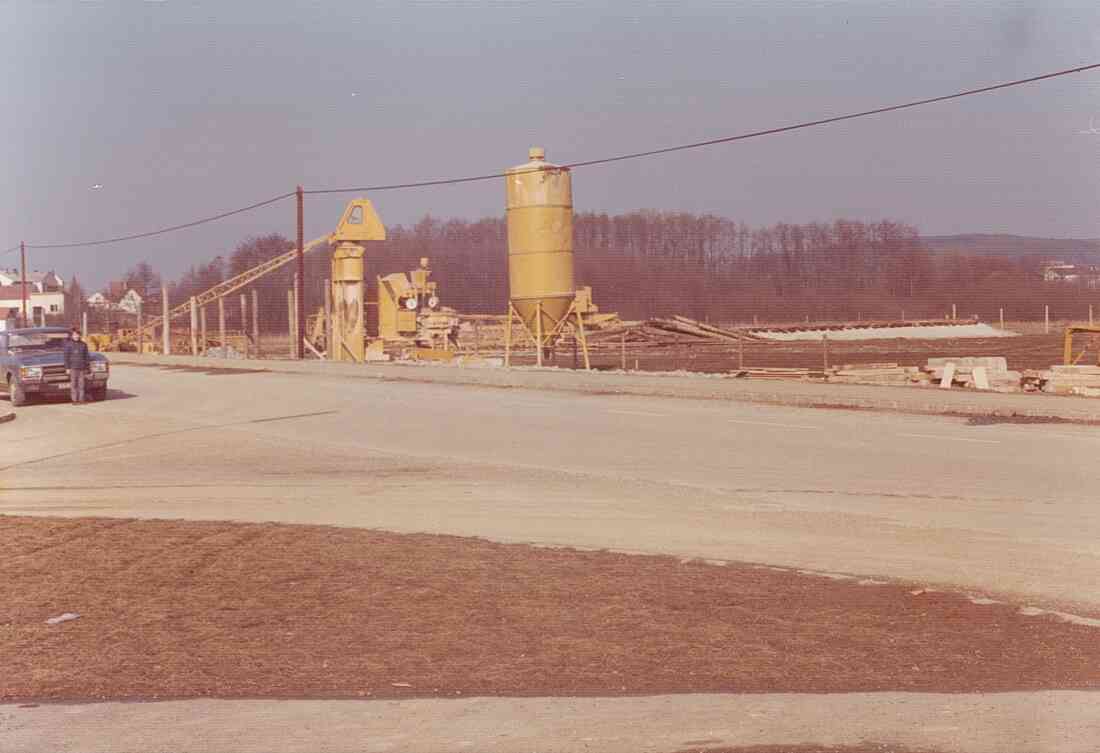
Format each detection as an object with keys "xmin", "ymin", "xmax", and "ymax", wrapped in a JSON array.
[
  {"xmin": 827, "ymin": 363, "xmax": 930, "ymax": 386},
  {"xmin": 586, "ymin": 316, "xmax": 763, "ymax": 348},
  {"xmin": 927, "ymin": 356, "xmax": 1022, "ymax": 393},
  {"xmin": 751, "ymin": 318, "xmax": 978, "ymax": 334},
  {"xmin": 1040, "ymin": 365, "xmax": 1100, "ymax": 397},
  {"xmin": 732, "ymin": 367, "xmax": 824, "ymax": 380}
]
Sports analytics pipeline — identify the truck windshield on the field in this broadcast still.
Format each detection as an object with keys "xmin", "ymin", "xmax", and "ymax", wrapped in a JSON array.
[{"xmin": 8, "ymin": 333, "xmax": 69, "ymax": 351}]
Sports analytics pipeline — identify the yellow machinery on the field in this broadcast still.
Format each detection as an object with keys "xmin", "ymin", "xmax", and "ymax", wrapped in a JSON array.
[
  {"xmin": 504, "ymin": 147, "xmax": 589, "ymax": 369},
  {"xmin": 329, "ymin": 200, "xmax": 386, "ymax": 362},
  {"xmin": 1063, "ymin": 325, "xmax": 1100, "ymax": 365},
  {"xmin": 377, "ymin": 257, "xmax": 439, "ymax": 341}
]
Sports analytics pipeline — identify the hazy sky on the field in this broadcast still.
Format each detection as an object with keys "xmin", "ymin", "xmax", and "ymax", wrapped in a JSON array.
[{"xmin": 3, "ymin": 1, "xmax": 1099, "ymax": 288}]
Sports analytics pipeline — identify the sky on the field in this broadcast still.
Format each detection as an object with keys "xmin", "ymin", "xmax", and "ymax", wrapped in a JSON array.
[{"xmin": 2, "ymin": 0, "xmax": 1099, "ymax": 289}]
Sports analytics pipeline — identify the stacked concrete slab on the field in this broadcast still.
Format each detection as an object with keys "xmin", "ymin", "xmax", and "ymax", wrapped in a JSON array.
[
  {"xmin": 926, "ymin": 357, "xmax": 1022, "ymax": 393},
  {"xmin": 1040, "ymin": 365, "xmax": 1100, "ymax": 397},
  {"xmin": 827, "ymin": 363, "xmax": 930, "ymax": 386}
]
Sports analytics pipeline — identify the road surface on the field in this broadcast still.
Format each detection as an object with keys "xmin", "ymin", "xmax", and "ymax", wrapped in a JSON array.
[{"xmin": 3, "ymin": 362, "xmax": 1099, "ymax": 613}]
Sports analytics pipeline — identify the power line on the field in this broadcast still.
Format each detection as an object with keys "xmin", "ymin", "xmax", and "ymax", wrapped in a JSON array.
[
  {"xmin": 307, "ymin": 61, "xmax": 1100, "ymax": 193},
  {"xmin": 8, "ymin": 61, "xmax": 1100, "ymax": 250},
  {"xmin": 23, "ymin": 191, "xmax": 296, "ymax": 250}
]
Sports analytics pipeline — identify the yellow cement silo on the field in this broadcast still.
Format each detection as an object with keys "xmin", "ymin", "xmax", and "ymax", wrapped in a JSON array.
[{"xmin": 505, "ymin": 147, "xmax": 588, "ymax": 368}]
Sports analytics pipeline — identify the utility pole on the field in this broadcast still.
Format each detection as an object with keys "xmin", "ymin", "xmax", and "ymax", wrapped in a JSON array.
[
  {"xmin": 296, "ymin": 185, "xmax": 305, "ymax": 360},
  {"xmin": 19, "ymin": 241, "xmax": 27, "ymax": 326}
]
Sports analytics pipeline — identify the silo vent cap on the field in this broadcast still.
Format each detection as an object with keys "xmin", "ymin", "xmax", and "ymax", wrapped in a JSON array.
[{"xmin": 528, "ymin": 147, "xmax": 545, "ymax": 161}]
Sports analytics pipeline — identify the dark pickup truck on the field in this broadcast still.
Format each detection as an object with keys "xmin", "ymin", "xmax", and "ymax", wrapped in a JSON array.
[{"xmin": 1, "ymin": 327, "xmax": 110, "ymax": 406}]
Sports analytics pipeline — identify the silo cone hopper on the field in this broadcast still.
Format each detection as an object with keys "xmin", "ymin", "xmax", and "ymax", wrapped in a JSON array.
[{"xmin": 504, "ymin": 147, "xmax": 590, "ymax": 369}]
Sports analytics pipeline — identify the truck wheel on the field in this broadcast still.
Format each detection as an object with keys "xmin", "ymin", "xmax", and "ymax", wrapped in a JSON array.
[{"xmin": 9, "ymin": 377, "xmax": 27, "ymax": 407}]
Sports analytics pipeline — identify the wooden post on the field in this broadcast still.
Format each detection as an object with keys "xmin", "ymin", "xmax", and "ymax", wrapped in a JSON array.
[
  {"xmin": 999, "ymin": 307, "xmax": 1004, "ymax": 330},
  {"xmin": 1045, "ymin": 304, "xmax": 1050, "ymax": 334},
  {"xmin": 474, "ymin": 319, "xmax": 481, "ymax": 355},
  {"xmin": 190, "ymin": 296, "xmax": 198, "ymax": 356},
  {"xmin": 952, "ymin": 303, "xmax": 957, "ymax": 320},
  {"xmin": 161, "ymin": 285, "xmax": 170, "ymax": 355},
  {"xmin": 288, "ymin": 288, "xmax": 296, "ymax": 359},
  {"xmin": 1090, "ymin": 305, "xmax": 1094, "ymax": 327},
  {"xmin": 252, "ymin": 289, "xmax": 261, "ymax": 359},
  {"xmin": 137, "ymin": 302, "xmax": 144, "ymax": 355},
  {"xmin": 240, "ymin": 294, "xmax": 248, "ymax": 358},
  {"xmin": 200, "ymin": 306, "xmax": 207, "ymax": 356},
  {"xmin": 218, "ymin": 296, "xmax": 226, "ymax": 353},
  {"xmin": 323, "ymin": 279, "xmax": 333, "ymax": 358},
  {"xmin": 738, "ymin": 336, "xmax": 744, "ymax": 371},
  {"xmin": 621, "ymin": 331, "xmax": 627, "ymax": 371},
  {"xmin": 822, "ymin": 332, "xmax": 829, "ymax": 372}
]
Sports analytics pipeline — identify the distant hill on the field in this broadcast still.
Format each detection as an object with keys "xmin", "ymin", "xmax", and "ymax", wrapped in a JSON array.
[{"xmin": 922, "ymin": 234, "xmax": 1100, "ymax": 263}]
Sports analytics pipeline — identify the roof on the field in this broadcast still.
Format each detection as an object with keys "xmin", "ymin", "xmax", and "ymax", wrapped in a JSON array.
[{"xmin": 5, "ymin": 326, "xmax": 71, "ymax": 335}]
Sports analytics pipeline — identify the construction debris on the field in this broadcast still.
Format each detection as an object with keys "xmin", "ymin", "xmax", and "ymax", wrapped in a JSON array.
[
  {"xmin": 1040, "ymin": 365, "xmax": 1100, "ymax": 397},
  {"xmin": 827, "ymin": 363, "xmax": 930, "ymax": 387},
  {"xmin": 585, "ymin": 316, "xmax": 762, "ymax": 349},
  {"xmin": 927, "ymin": 357, "xmax": 1022, "ymax": 393}
]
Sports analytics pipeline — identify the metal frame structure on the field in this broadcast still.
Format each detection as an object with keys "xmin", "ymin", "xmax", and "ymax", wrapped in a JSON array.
[
  {"xmin": 504, "ymin": 298, "xmax": 590, "ymax": 370},
  {"xmin": 1063, "ymin": 325, "xmax": 1100, "ymax": 365},
  {"xmin": 139, "ymin": 235, "xmax": 329, "ymax": 339}
]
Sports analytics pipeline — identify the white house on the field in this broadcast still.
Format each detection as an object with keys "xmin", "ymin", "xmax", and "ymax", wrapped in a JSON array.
[
  {"xmin": 86, "ymin": 292, "xmax": 110, "ymax": 308},
  {"xmin": 118, "ymin": 289, "xmax": 144, "ymax": 314},
  {"xmin": 0, "ymin": 269, "xmax": 67, "ymax": 324}
]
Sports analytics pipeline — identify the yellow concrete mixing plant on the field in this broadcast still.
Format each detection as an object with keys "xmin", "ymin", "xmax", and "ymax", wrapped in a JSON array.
[{"xmin": 504, "ymin": 147, "xmax": 589, "ymax": 369}]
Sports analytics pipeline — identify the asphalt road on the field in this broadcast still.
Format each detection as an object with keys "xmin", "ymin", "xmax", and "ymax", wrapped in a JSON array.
[{"xmin": 3, "ymin": 362, "xmax": 1099, "ymax": 613}]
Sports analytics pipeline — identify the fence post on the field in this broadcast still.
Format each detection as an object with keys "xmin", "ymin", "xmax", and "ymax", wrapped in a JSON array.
[
  {"xmin": 999, "ymin": 307, "xmax": 1004, "ymax": 331},
  {"xmin": 952, "ymin": 303, "xmax": 957, "ymax": 320},
  {"xmin": 1090, "ymin": 305, "xmax": 1094, "ymax": 327},
  {"xmin": 162, "ymin": 285, "xmax": 170, "ymax": 355},
  {"xmin": 252, "ymin": 289, "xmax": 260, "ymax": 358},
  {"xmin": 137, "ymin": 301, "xmax": 144, "ymax": 355},
  {"xmin": 822, "ymin": 332, "xmax": 829, "ymax": 372},
  {"xmin": 621, "ymin": 331, "xmax": 626, "ymax": 371},
  {"xmin": 218, "ymin": 296, "xmax": 226, "ymax": 353},
  {"xmin": 738, "ymin": 335, "xmax": 744, "ymax": 371},
  {"xmin": 1045, "ymin": 304, "xmax": 1050, "ymax": 334},
  {"xmin": 200, "ymin": 306, "xmax": 208, "ymax": 356},
  {"xmin": 190, "ymin": 297, "xmax": 198, "ymax": 356},
  {"xmin": 240, "ymin": 294, "xmax": 248, "ymax": 357}
]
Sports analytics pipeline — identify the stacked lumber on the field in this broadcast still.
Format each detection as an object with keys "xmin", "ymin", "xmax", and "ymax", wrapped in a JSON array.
[
  {"xmin": 927, "ymin": 357, "xmax": 1021, "ymax": 392},
  {"xmin": 1040, "ymin": 365, "xmax": 1100, "ymax": 396},
  {"xmin": 732, "ymin": 367, "xmax": 824, "ymax": 380},
  {"xmin": 752, "ymin": 318, "xmax": 977, "ymax": 334},
  {"xmin": 586, "ymin": 316, "xmax": 762, "ymax": 349},
  {"xmin": 827, "ymin": 363, "xmax": 929, "ymax": 386}
]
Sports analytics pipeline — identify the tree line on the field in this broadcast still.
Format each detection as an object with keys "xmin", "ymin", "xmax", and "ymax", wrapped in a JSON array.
[{"xmin": 110, "ymin": 210, "xmax": 1096, "ymax": 332}]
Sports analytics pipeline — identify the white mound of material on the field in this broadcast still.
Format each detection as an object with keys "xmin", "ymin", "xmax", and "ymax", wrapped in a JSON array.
[{"xmin": 755, "ymin": 323, "xmax": 1015, "ymax": 341}]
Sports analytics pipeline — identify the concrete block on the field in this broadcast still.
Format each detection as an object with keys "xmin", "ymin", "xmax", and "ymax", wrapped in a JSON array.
[
  {"xmin": 939, "ymin": 362, "xmax": 956, "ymax": 389},
  {"xmin": 973, "ymin": 366, "xmax": 990, "ymax": 390}
]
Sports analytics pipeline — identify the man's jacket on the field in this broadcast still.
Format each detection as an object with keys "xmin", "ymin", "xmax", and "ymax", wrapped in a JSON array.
[{"xmin": 63, "ymin": 339, "xmax": 91, "ymax": 371}]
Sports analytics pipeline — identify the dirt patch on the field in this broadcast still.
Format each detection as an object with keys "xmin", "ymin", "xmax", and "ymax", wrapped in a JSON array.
[
  {"xmin": 672, "ymin": 746, "xmax": 946, "ymax": 753},
  {"xmin": 3, "ymin": 515, "xmax": 1099, "ymax": 702}
]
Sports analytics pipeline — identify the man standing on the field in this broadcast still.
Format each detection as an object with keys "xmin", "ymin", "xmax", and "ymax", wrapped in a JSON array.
[{"xmin": 63, "ymin": 327, "xmax": 90, "ymax": 404}]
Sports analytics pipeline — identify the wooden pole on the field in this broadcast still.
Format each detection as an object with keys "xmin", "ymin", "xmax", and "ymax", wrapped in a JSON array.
[
  {"xmin": 162, "ymin": 285, "xmax": 170, "ymax": 355},
  {"xmin": 1045, "ymin": 304, "xmax": 1050, "ymax": 334},
  {"xmin": 1090, "ymin": 304, "xmax": 1094, "ymax": 327},
  {"xmin": 252, "ymin": 289, "xmax": 261, "ymax": 358},
  {"xmin": 295, "ymin": 186, "xmax": 305, "ymax": 360},
  {"xmin": 999, "ymin": 307, "xmax": 1004, "ymax": 331},
  {"xmin": 190, "ymin": 296, "xmax": 198, "ymax": 356},
  {"xmin": 323, "ymin": 279, "xmax": 333, "ymax": 358},
  {"xmin": 218, "ymin": 296, "xmax": 226, "ymax": 353},
  {"xmin": 137, "ymin": 302, "xmax": 144, "ymax": 355},
  {"xmin": 19, "ymin": 241, "xmax": 27, "ymax": 326},
  {"xmin": 952, "ymin": 303, "xmax": 957, "ymax": 320},
  {"xmin": 738, "ymin": 336, "xmax": 744, "ymax": 371},
  {"xmin": 200, "ymin": 306, "xmax": 208, "ymax": 356},
  {"xmin": 621, "ymin": 331, "xmax": 626, "ymax": 371},
  {"xmin": 240, "ymin": 294, "xmax": 248, "ymax": 357},
  {"xmin": 288, "ymin": 288, "xmax": 296, "ymax": 359},
  {"xmin": 822, "ymin": 332, "xmax": 829, "ymax": 372},
  {"xmin": 474, "ymin": 319, "xmax": 481, "ymax": 355}
]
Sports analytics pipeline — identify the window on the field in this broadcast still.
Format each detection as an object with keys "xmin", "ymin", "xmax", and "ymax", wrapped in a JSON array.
[{"xmin": 50, "ymin": 304, "xmax": 59, "ymax": 313}]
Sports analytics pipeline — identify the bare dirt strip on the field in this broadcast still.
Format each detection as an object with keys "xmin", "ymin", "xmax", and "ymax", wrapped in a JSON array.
[{"xmin": 2, "ymin": 515, "xmax": 1099, "ymax": 702}]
